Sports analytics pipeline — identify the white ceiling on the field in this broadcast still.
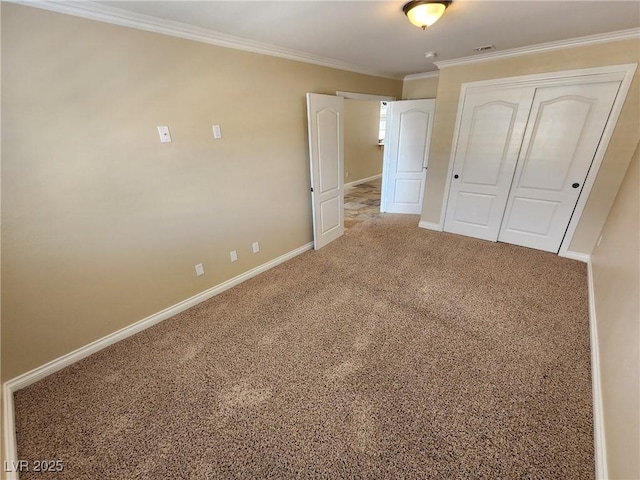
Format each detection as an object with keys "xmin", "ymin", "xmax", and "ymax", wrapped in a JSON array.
[{"xmin": 88, "ymin": 1, "xmax": 640, "ymax": 77}]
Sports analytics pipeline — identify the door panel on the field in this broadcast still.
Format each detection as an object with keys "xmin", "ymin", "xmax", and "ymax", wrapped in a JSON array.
[
  {"xmin": 382, "ymin": 99, "xmax": 435, "ymax": 214},
  {"xmin": 455, "ymin": 192, "xmax": 495, "ymax": 226},
  {"xmin": 320, "ymin": 196, "xmax": 341, "ymax": 234},
  {"xmin": 306, "ymin": 93, "xmax": 344, "ymax": 250},
  {"xmin": 318, "ymin": 109, "xmax": 340, "ymax": 193},
  {"xmin": 461, "ymin": 102, "xmax": 521, "ymax": 185},
  {"xmin": 506, "ymin": 197, "xmax": 559, "ymax": 234},
  {"xmin": 394, "ymin": 179, "xmax": 423, "ymax": 204},
  {"xmin": 444, "ymin": 87, "xmax": 536, "ymax": 240},
  {"xmin": 516, "ymin": 98, "xmax": 593, "ymax": 191},
  {"xmin": 498, "ymin": 81, "xmax": 620, "ymax": 252},
  {"xmin": 397, "ymin": 111, "xmax": 429, "ymax": 173}
]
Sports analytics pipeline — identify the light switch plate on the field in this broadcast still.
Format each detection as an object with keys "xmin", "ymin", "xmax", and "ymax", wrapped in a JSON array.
[
  {"xmin": 212, "ymin": 125, "xmax": 222, "ymax": 139},
  {"xmin": 194, "ymin": 263, "xmax": 204, "ymax": 276},
  {"xmin": 158, "ymin": 126, "xmax": 172, "ymax": 143}
]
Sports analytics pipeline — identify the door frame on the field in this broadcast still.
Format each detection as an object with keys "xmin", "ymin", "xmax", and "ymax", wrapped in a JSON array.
[
  {"xmin": 438, "ymin": 63, "xmax": 637, "ymax": 259},
  {"xmin": 336, "ymin": 91, "xmax": 396, "ymax": 102}
]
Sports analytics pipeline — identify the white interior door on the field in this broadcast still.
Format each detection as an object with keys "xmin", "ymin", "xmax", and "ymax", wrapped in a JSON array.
[
  {"xmin": 498, "ymin": 81, "xmax": 620, "ymax": 252},
  {"xmin": 381, "ymin": 99, "xmax": 435, "ymax": 214},
  {"xmin": 306, "ymin": 93, "xmax": 344, "ymax": 250},
  {"xmin": 443, "ymin": 87, "xmax": 536, "ymax": 240}
]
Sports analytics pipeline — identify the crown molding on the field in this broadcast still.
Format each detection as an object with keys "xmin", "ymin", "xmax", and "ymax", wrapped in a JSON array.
[
  {"xmin": 403, "ymin": 71, "xmax": 440, "ymax": 81},
  {"xmin": 9, "ymin": 0, "xmax": 402, "ymax": 80},
  {"xmin": 435, "ymin": 28, "xmax": 640, "ymax": 69}
]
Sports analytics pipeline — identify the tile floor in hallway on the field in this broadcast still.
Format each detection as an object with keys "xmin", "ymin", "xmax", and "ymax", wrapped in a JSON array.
[{"xmin": 344, "ymin": 177, "xmax": 382, "ymax": 229}]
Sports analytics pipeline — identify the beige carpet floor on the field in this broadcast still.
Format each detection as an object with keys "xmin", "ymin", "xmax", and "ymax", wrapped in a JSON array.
[{"xmin": 14, "ymin": 214, "xmax": 593, "ymax": 479}]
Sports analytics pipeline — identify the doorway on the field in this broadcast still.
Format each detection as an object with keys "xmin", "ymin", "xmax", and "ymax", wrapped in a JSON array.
[
  {"xmin": 344, "ymin": 177, "xmax": 382, "ymax": 229},
  {"xmin": 306, "ymin": 92, "xmax": 435, "ymax": 249},
  {"xmin": 342, "ymin": 96, "xmax": 387, "ymax": 229},
  {"xmin": 341, "ymin": 95, "xmax": 436, "ymax": 228}
]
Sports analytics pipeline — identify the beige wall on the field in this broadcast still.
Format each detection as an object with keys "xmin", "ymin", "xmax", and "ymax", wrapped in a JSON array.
[
  {"xmin": 422, "ymin": 39, "xmax": 640, "ymax": 255},
  {"xmin": 0, "ymin": 3, "xmax": 402, "ymax": 382},
  {"xmin": 344, "ymin": 99, "xmax": 383, "ymax": 183},
  {"xmin": 402, "ymin": 75, "xmax": 439, "ymax": 99},
  {"xmin": 591, "ymin": 142, "xmax": 639, "ymax": 480}
]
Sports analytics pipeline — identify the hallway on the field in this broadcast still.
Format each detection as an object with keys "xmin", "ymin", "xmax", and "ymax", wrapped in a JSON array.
[{"xmin": 344, "ymin": 178, "xmax": 382, "ymax": 229}]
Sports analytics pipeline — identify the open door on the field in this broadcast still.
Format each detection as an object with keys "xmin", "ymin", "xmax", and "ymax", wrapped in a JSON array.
[
  {"xmin": 306, "ymin": 93, "xmax": 345, "ymax": 250},
  {"xmin": 381, "ymin": 99, "xmax": 435, "ymax": 214}
]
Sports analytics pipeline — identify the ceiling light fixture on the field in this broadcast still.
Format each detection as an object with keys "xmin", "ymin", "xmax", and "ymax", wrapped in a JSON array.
[{"xmin": 403, "ymin": 0, "xmax": 451, "ymax": 30}]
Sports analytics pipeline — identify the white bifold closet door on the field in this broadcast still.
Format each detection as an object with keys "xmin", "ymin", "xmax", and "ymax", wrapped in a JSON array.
[
  {"xmin": 443, "ymin": 87, "xmax": 536, "ymax": 241},
  {"xmin": 444, "ymin": 79, "xmax": 620, "ymax": 253},
  {"xmin": 496, "ymin": 81, "xmax": 620, "ymax": 251}
]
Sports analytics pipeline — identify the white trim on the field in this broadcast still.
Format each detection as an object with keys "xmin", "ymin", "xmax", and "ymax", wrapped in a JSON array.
[
  {"xmin": 9, "ymin": 0, "xmax": 401, "ymax": 80},
  {"xmin": 337, "ymin": 91, "xmax": 396, "ymax": 102},
  {"xmin": 587, "ymin": 259, "xmax": 608, "ymax": 479},
  {"xmin": 418, "ymin": 220, "xmax": 441, "ymax": 231},
  {"xmin": 3, "ymin": 383, "xmax": 18, "ymax": 480},
  {"xmin": 9, "ymin": 2, "xmax": 639, "ymax": 81},
  {"xmin": 439, "ymin": 64, "xmax": 637, "ymax": 92},
  {"xmin": 1, "ymin": 242, "xmax": 605, "ymax": 479},
  {"xmin": 344, "ymin": 174, "xmax": 382, "ymax": 189},
  {"xmin": 560, "ymin": 250, "xmax": 590, "ymax": 263},
  {"xmin": 438, "ymin": 63, "xmax": 638, "ymax": 258},
  {"xmin": 1, "ymin": 241, "xmax": 314, "ymax": 472},
  {"xmin": 403, "ymin": 71, "xmax": 440, "ymax": 81},
  {"xmin": 4, "ymin": 240, "xmax": 313, "ymax": 390},
  {"xmin": 380, "ymin": 99, "xmax": 393, "ymax": 213},
  {"xmin": 435, "ymin": 28, "xmax": 640, "ymax": 70}
]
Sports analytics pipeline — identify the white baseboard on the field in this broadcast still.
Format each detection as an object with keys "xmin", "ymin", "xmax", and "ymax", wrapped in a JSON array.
[
  {"xmin": 344, "ymin": 173, "xmax": 382, "ymax": 189},
  {"xmin": 561, "ymin": 249, "xmax": 591, "ymax": 263},
  {"xmin": 418, "ymin": 220, "xmax": 441, "ymax": 231},
  {"xmin": 3, "ymin": 383, "xmax": 18, "ymax": 480},
  {"xmin": 2, "ymin": 240, "xmax": 604, "ymax": 478},
  {"xmin": 2, "ymin": 241, "xmax": 314, "ymax": 476},
  {"xmin": 587, "ymin": 259, "xmax": 608, "ymax": 479}
]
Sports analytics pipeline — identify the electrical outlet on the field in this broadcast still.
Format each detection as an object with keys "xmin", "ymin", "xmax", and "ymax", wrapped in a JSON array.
[
  {"xmin": 252, "ymin": 242, "xmax": 260, "ymax": 254},
  {"xmin": 230, "ymin": 250, "xmax": 238, "ymax": 262},
  {"xmin": 195, "ymin": 263, "xmax": 204, "ymax": 276}
]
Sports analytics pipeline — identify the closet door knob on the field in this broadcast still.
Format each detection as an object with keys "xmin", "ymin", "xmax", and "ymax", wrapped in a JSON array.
[
  {"xmin": 454, "ymin": 174, "xmax": 459, "ymax": 179},
  {"xmin": 572, "ymin": 182, "xmax": 580, "ymax": 189}
]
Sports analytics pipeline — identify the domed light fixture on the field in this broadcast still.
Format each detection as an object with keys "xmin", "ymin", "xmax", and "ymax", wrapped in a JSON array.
[{"xmin": 403, "ymin": 0, "xmax": 451, "ymax": 30}]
